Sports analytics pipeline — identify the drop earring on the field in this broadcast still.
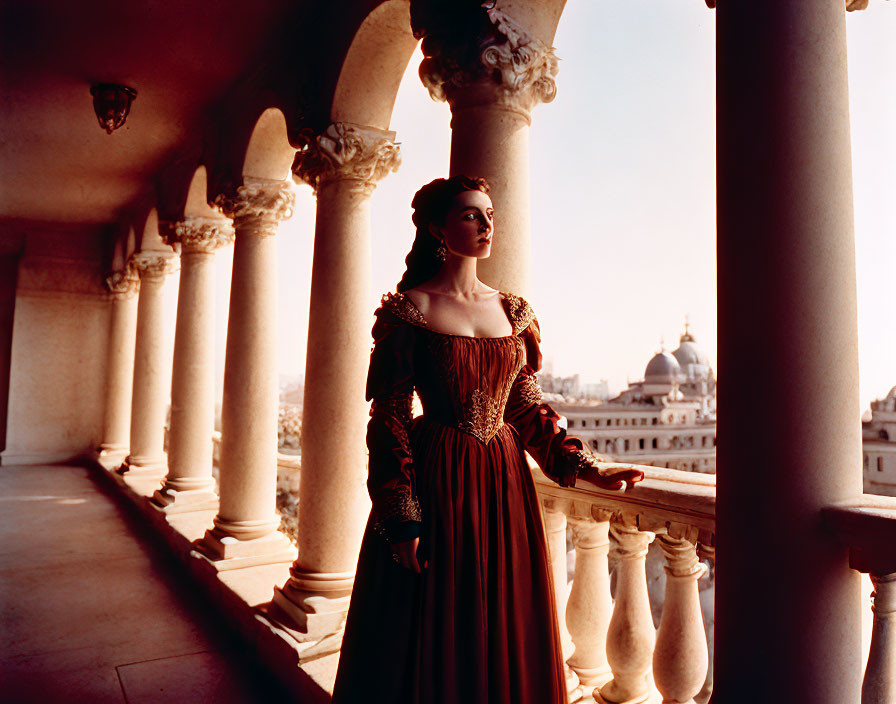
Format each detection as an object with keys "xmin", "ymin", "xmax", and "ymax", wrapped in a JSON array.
[{"xmin": 435, "ymin": 240, "xmax": 447, "ymax": 261}]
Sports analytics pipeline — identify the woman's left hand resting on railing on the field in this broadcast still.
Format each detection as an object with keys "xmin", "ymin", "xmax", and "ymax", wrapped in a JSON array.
[{"xmin": 576, "ymin": 462, "xmax": 645, "ymax": 492}]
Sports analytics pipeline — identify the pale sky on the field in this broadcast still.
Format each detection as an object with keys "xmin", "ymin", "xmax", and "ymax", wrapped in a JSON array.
[{"xmin": 211, "ymin": 1, "xmax": 895, "ymax": 414}]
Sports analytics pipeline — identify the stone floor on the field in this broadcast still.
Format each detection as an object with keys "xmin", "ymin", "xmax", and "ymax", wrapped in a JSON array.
[{"xmin": 0, "ymin": 463, "xmax": 297, "ymax": 703}]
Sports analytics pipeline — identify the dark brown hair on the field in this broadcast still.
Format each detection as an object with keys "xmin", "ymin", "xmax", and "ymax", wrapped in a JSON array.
[{"xmin": 396, "ymin": 175, "xmax": 491, "ymax": 293}]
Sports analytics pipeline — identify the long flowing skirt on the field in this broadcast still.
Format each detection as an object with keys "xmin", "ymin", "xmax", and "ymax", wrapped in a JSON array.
[{"xmin": 332, "ymin": 418, "xmax": 568, "ymax": 704}]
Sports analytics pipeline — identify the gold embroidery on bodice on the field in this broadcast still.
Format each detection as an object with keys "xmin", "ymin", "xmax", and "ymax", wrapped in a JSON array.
[
  {"xmin": 382, "ymin": 290, "xmax": 532, "ymax": 444},
  {"xmin": 381, "ymin": 291, "xmax": 428, "ymax": 327}
]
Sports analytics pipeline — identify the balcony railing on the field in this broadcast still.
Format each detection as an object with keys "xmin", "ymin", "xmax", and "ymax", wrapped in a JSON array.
[{"xmin": 534, "ymin": 463, "xmax": 896, "ymax": 704}]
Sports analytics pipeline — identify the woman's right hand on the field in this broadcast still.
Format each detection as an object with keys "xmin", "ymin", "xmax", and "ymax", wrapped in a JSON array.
[{"xmin": 393, "ymin": 537, "xmax": 427, "ymax": 573}]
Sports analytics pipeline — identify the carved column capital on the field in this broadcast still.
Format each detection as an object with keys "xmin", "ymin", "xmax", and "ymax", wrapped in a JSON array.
[
  {"xmin": 417, "ymin": 7, "xmax": 559, "ymax": 117},
  {"xmin": 129, "ymin": 251, "xmax": 179, "ymax": 281},
  {"xmin": 292, "ymin": 122, "xmax": 401, "ymax": 196},
  {"xmin": 105, "ymin": 266, "xmax": 140, "ymax": 299},
  {"xmin": 160, "ymin": 216, "xmax": 235, "ymax": 254},
  {"xmin": 214, "ymin": 177, "xmax": 295, "ymax": 237}
]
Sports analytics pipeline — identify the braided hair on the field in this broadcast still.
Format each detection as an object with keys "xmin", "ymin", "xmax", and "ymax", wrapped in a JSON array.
[{"xmin": 396, "ymin": 175, "xmax": 491, "ymax": 293}]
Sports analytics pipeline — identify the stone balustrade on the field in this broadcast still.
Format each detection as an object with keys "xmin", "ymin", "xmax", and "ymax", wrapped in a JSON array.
[
  {"xmin": 537, "ymin": 463, "xmax": 896, "ymax": 704},
  {"xmin": 533, "ymin": 462, "xmax": 716, "ymax": 704},
  {"xmin": 823, "ymin": 495, "xmax": 896, "ymax": 704}
]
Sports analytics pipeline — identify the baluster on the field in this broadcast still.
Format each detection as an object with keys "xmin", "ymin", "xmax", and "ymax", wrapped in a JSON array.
[
  {"xmin": 652, "ymin": 533, "xmax": 709, "ymax": 704},
  {"xmin": 596, "ymin": 518, "xmax": 656, "ymax": 704},
  {"xmin": 542, "ymin": 499, "xmax": 580, "ymax": 697},
  {"xmin": 567, "ymin": 512, "xmax": 613, "ymax": 687},
  {"xmin": 863, "ymin": 572, "xmax": 896, "ymax": 704}
]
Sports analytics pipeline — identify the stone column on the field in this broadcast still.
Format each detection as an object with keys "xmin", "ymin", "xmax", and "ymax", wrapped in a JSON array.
[
  {"xmin": 416, "ymin": 6, "xmax": 559, "ymax": 295},
  {"xmin": 715, "ymin": 0, "xmax": 863, "ymax": 701},
  {"xmin": 97, "ymin": 266, "xmax": 139, "ymax": 468},
  {"xmin": 273, "ymin": 122, "xmax": 400, "ymax": 636},
  {"xmin": 151, "ymin": 217, "xmax": 233, "ymax": 513},
  {"xmin": 567, "ymin": 513, "xmax": 614, "ymax": 688},
  {"xmin": 119, "ymin": 251, "xmax": 178, "ymax": 480},
  {"xmin": 197, "ymin": 178, "xmax": 296, "ymax": 568},
  {"xmin": 652, "ymin": 534, "xmax": 708, "ymax": 704},
  {"xmin": 596, "ymin": 519, "xmax": 655, "ymax": 704}
]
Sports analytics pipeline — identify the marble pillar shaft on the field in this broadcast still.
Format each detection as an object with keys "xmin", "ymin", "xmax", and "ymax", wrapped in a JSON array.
[
  {"xmin": 296, "ymin": 178, "xmax": 372, "ymax": 573},
  {"xmin": 100, "ymin": 283, "xmax": 138, "ymax": 456},
  {"xmin": 127, "ymin": 255, "xmax": 177, "ymax": 473},
  {"xmin": 215, "ymin": 220, "xmax": 280, "ymax": 535},
  {"xmin": 448, "ymin": 99, "xmax": 531, "ymax": 296},
  {"xmin": 715, "ymin": 0, "xmax": 862, "ymax": 701},
  {"xmin": 161, "ymin": 221, "xmax": 232, "ymax": 500}
]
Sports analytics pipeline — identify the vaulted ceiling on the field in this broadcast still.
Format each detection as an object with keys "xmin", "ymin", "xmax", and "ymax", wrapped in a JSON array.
[{"xmin": 0, "ymin": 0, "xmax": 386, "ymax": 229}]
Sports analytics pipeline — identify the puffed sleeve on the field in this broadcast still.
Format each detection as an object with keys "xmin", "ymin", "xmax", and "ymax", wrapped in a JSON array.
[
  {"xmin": 365, "ymin": 305, "xmax": 422, "ymax": 544},
  {"xmin": 503, "ymin": 313, "xmax": 645, "ymax": 489}
]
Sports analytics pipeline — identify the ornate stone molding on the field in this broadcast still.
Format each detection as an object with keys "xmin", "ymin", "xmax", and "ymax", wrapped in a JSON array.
[
  {"xmin": 292, "ymin": 122, "xmax": 401, "ymax": 196},
  {"xmin": 160, "ymin": 216, "xmax": 235, "ymax": 254},
  {"xmin": 418, "ymin": 7, "xmax": 559, "ymax": 114},
  {"xmin": 105, "ymin": 265, "xmax": 140, "ymax": 299},
  {"xmin": 214, "ymin": 177, "xmax": 295, "ymax": 236},
  {"xmin": 130, "ymin": 251, "xmax": 179, "ymax": 281}
]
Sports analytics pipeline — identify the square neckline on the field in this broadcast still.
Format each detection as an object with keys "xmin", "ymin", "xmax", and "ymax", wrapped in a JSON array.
[{"xmin": 401, "ymin": 291, "xmax": 518, "ymax": 340}]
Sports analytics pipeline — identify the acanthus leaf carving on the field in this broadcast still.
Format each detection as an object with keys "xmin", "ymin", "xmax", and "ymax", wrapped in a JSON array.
[
  {"xmin": 418, "ymin": 7, "xmax": 559, "ymax": 114},
  {"xmin": 292, "ymin": 122, "xmax": 401, "ymax": 195},
  {"xmin": 129, "ymin": 251, "xmax": 179, "ymax": 280},
  {"xmin": 160, "ymin": 216, "xmax": 235, "ymax": 254},
  {"xmin": 105, "ymin": 265, "xmax": 140, "ymax": 299},
  {"xmin": 214, "ymin": 177, "xmax": 295, "ymax": 236}
]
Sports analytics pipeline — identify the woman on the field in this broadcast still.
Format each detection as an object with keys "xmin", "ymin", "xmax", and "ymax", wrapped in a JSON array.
[{"xmin": 332, "ymin": 176, "xmax": 644, "ymax": 704}]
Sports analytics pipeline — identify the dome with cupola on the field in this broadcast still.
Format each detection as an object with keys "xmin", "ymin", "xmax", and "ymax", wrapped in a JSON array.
[{"xmin": 672, "ymin": 321, "xmax": 712, "ymax": 382}]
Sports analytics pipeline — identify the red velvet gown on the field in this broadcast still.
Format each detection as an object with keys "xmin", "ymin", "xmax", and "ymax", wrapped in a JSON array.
[{"xmin": 332, "ymin": 291, "xmax": 627, "ymax": 704}]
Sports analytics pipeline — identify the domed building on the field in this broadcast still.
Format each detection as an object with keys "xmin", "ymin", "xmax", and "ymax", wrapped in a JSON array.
[
  {"xmin": 546, "ymin": 323, "xmax": 717, "ymax": 474},
  {"xmin": 643, "ymin": 351, "xmax": 684, "ymax": 396},
  {"xmin": 672, "ymin": 322, "xmax": 714, "ymax": 384}
]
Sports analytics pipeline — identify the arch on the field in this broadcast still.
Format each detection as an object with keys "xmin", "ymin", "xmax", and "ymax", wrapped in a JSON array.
[
  {"xmin": 241, "ymin": 107, "xmax": 295, "ymax": 182},
  {"xmin": 205, "ymin": 97, "xmax": 294, "ymax": 201},
  {"xmin": 182, "ymin": 166, "xmax": 222, "ymax": 220},
  {"xmin": 330, "ymin": 0, "xmax": 419, "ymax": 130},
  {"xmin": 136, "ymin": 209, "xmax": 168, "ymax": 253}
]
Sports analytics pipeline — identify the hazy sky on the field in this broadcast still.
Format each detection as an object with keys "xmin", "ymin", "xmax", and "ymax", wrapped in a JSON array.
[{"xmin": 211, "ymin": 1, "xmax": 895, "ymax": 414}]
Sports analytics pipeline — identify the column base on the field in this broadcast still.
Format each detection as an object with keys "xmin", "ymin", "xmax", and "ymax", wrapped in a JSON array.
[
  {"xmin": 97, "ymin": 444, "xmax": 129, "ymax": 470},
  {"xmin": 117, "ymin": 454, "xmax": 168, "ymax": 479},
  {"xmin": 194, "ymin": 528, "xmax": 296, "ymax": 572},
  {"xmin": 270, "ymin": 568, "xmax": 355, "ymax": 642},
  {"xmin": 151, "ymin": 487, "xmax": 220, "ymax": 514}
]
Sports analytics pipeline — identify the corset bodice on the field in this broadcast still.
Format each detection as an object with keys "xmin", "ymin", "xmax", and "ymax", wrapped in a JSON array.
[
  {"xmin": 414, "ymin": 332, "xmax": 527, "ymax": 443},
  {"xmin": 379, "ymin": 291, "xmax": 535, "ymax": 444}
]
